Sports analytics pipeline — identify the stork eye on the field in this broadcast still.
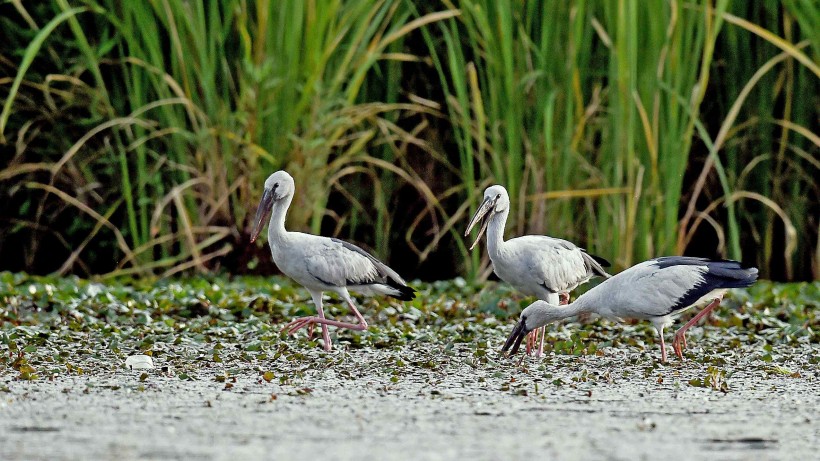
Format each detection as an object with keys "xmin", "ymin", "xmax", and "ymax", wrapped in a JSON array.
[
  {"xmin": 496, "ymin": 194, "xmax": 501, "ymax": 199},
  {"xmin": 273, "ymin": 182, "xmax": 279, "ymax": 189}
]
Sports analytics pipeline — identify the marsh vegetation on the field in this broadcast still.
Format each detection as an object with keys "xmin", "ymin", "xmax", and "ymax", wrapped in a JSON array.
[{"xmin": 1, "ymin": 1, "xmax": 817, "ymax": 281}]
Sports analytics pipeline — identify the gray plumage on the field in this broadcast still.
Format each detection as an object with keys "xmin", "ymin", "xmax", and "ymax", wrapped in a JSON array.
[
  {"xmin": 250, "ymin": 170, "xmax": 415, "ymax": 351},
  {"xmin": 276, "ymin": 234, "xmax": 413, "ymax": 300},
  {"xmin": 466, "ymin": 185, "xmax": 611, "ymax": 299},
  {"xmin": 503, "ymin": 256, "xmax": 759, "ymax": 362}
]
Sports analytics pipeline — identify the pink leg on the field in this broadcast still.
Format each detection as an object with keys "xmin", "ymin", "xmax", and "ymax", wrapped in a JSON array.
[
  {"xmin": 315, "ymin": 304, "xmax": 332, "ymax": 352},
  {"xmin": 306, "ymin": 316, "xmax": 317, "ymax": 340},
  {"xmin": 284, "ymin": 296, "xmax": 368, "ymax": 347},
  {"xmin": 344, "ymin": 298, "xmax": 368, "ymax": 327},
  {"xmin": 672, "ymin": 298, "xmax": 722, "ymax": 360},
  {"xmin": 532, "ymin": 328, "xmax": 540, "ymax": 358},
  {"xmin": 307, "ymin": 292, "xmax": 333, "ymax": 351},
  {"xmin": 559, "ymin": 293, "xmax": 570, "ymax": 305},
  {"xmin": 527, "ymin": 328, "xmax": 541, "ymax": 357},
  {"xmin": 284, "ymin": 315, "xmax": 367, "ymax": 335},
  {"xmin": 659, "ymin": 331, "xmax": 667, "ymax": 363},
  {"xmin": 526, "ymin": 330, "xmax": 533, "ymax": 356},
  {"xmin": 533, "ymin": 293, "xmax": 567, "ymax": 358}
]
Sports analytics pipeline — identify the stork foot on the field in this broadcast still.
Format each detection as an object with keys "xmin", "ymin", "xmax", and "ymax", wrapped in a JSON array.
[
  {"xmin": 672, "ymin": 331, "xmax": 687, "ymax": 360},
  {"xmin": 281, "ymin": 314, "xmax": 368, "ymax": 351},
  {"xmin": 671, "ymin": 297, "xmax": 722, "ymax": 361},
  {"xmin": 283, "ymin": 316, "xmax": 313, "ymax": 336},
  {"xmin": 282, "ymin": 317, "xmax": 332, "ymax": 351},
  {"xmin": 659, "ymin": 333, "xmax": 668, "ymax": 363}
]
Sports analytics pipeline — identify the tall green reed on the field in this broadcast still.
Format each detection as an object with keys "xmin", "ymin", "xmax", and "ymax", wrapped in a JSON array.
[
  {"xmin": 678, "ymin": 0, "xmax": 818, "ymax": 279},
  {"xmin": 423, "ymin": 0, "xmax": 716, "ymax": 275},
  {"xmin": 421, "ymin": 0, "xmax": 817, "ymax": 279},
  {"xmin": 0, "ymin": 0, "xmax": 816, "ymax": 280},
  {"xmin": 0, "ymin": 0, "xmax": 452, "ymax": 275}
]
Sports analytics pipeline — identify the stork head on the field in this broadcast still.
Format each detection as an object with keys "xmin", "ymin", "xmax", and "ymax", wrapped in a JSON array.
[
  {"xmin": 250, "ymin": 171, "xmax": 295, "ymax": 243},
  {"xmin": 464, "ymin": 185, "xmax": 510, "ymax": 250},
  {"xmin": 501, "ymin": 301, "xmax": 562, "ymax": 356}
]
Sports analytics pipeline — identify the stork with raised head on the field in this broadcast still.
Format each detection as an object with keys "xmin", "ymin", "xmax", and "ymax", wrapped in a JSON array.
[
  {"xmin": 502, "ymin": 257, "xmax": 759, "ymax": 362},
  {"xmin": 250, "ymin": 170, "xmax": 416, "ymax": 351},
  {"xmin": 465, "ymin": 185, "xmax": 611, "ymax": 356}
]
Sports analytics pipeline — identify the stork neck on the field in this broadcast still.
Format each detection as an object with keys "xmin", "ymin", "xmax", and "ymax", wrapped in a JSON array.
[
  {"xmin": 267, "ymin": 194, "xmax": 292, "ymax": 244},
  {"xmin": 531, "ymin": 297, "xmax": 594, "ymax": 329},
  {"xmin": 560, "ymin": 298, "xmax": 593, "ymax": 318},
  {"xmin": 486, "ymin": 208, "xmax": 508, "ymax": 258}
]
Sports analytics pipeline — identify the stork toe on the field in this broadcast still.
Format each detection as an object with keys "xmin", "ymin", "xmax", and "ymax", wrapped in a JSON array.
[
  {"xmin": 283, "ymin": 317, "xmax": 315, "ymax": 335},
  {"xmin": 672, "ymin": 332, "xmax": 686, "ymax": 360}
]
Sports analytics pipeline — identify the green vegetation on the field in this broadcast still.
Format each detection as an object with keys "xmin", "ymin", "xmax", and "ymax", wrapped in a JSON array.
[
  {"xmin": 1, "ymin": 273, "xmax": 817, "ymax": 382},
  {"xmin": 0, "ymin": 1, "xmax": 817, "ymax": 280}
]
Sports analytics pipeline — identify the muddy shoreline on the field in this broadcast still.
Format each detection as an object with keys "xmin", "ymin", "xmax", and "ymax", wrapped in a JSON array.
[{"xmin": 2, "ymin": 344, "xmax": 817, "ymax": 460}]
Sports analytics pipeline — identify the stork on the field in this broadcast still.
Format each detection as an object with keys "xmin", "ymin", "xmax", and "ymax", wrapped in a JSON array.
[
  {"xmin": 502, "ymin": 256, "xmax": 759, "ymax": 362},
  {"xmin": 250, "ymin": 171, "xmax": 416, "ymax": 351},
  {"xmin": 465, "ymin": 185, "xmax": 611, "ymax": 356}
]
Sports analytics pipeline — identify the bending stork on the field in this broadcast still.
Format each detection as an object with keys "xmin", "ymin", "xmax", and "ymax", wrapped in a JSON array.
[
  {"xmin": 503, "ymin": 257, "xmax": 759, "ymax": 362},
  {"xmin": 250, "ymin": 170, "xmax": 416, "ymax": 351}
]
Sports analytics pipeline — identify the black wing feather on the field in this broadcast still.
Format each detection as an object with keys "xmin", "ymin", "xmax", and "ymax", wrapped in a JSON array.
[{"xmin": 659, "ymin": 257, "xmax": 759, "ymax": 312}]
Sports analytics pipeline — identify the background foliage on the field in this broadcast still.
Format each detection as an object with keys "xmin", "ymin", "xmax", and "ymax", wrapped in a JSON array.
[{"xmin": 0, "ymin": 0, "xmax": 817, "ymax": 281}]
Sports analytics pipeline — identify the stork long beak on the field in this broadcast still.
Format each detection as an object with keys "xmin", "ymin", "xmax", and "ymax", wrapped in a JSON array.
[
  {"xmin": 250, "ymin": 188, "xmax": 274, "ymax": 243},
  {"xmin": 464, "ymin": 196, "xmax": 497, "ymax": 251},
  {"xmin": 501, "ymin": 317, "xmax": 529, "ymax": 356}
]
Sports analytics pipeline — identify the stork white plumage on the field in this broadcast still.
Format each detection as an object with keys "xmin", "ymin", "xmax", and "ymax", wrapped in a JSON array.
[
  {"xmin": 502, "ymin": 257, "xmax": 759, "ymax": 362},
  {"xmin": 250, "ymin": 171, "xmax": 416, "ymax": 351},
  {"xmin": 465, "ymin": 185, "xmax": 611, "ymax": 356}
]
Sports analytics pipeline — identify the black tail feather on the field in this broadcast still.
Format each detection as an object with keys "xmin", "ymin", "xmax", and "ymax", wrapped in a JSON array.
[
  {"xmin": 589, "ymin": 254, "xmax": 611, "ymax": 267},
  {"xmin": 706, "ymin": 260, "xmax": 759, "ymax": 288},
  {"xmin": 663, "ymin": 258, "xmax": 759, "ymax": 313},
  {"xmin": 582, "ymin": 251, "xmax": 612, "ymax": 278},
  {"xmin": 387, "ymin": 278, "xmax": 416, "ymax": 301}
]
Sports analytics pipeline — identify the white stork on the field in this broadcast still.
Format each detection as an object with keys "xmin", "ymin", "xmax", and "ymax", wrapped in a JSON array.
[
  {"xmin": 465, "ymin": 185, "xmax": 611, "ymax": 356},
  {"xmin": 250, "ymin": 171, "xmax": 415, "ymax": 351},
  {"xmin": 502, "ymin": 256, "xmax": 759, "ymax": 362}
]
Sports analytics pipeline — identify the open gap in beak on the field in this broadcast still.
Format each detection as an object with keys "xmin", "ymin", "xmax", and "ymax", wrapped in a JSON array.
[
  {"xmin": 465, "ymin": 196, "xmax": 496, "ymax": 250},
  {"xmin": 250, "ymin": 188, "xmax": 274, "ymax": 243},
  {"xmin": 502, "ymin": 319, "xmax": 528, "ymax": 356},
  {"xmin": 469, "ymin": 214, "xmax": 492, "ymax": 251}
]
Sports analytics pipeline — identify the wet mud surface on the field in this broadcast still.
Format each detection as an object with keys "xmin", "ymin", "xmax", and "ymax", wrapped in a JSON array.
[{"xmin": 2, "ymin": 343, "xmax": 817, "ymax": 460}]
